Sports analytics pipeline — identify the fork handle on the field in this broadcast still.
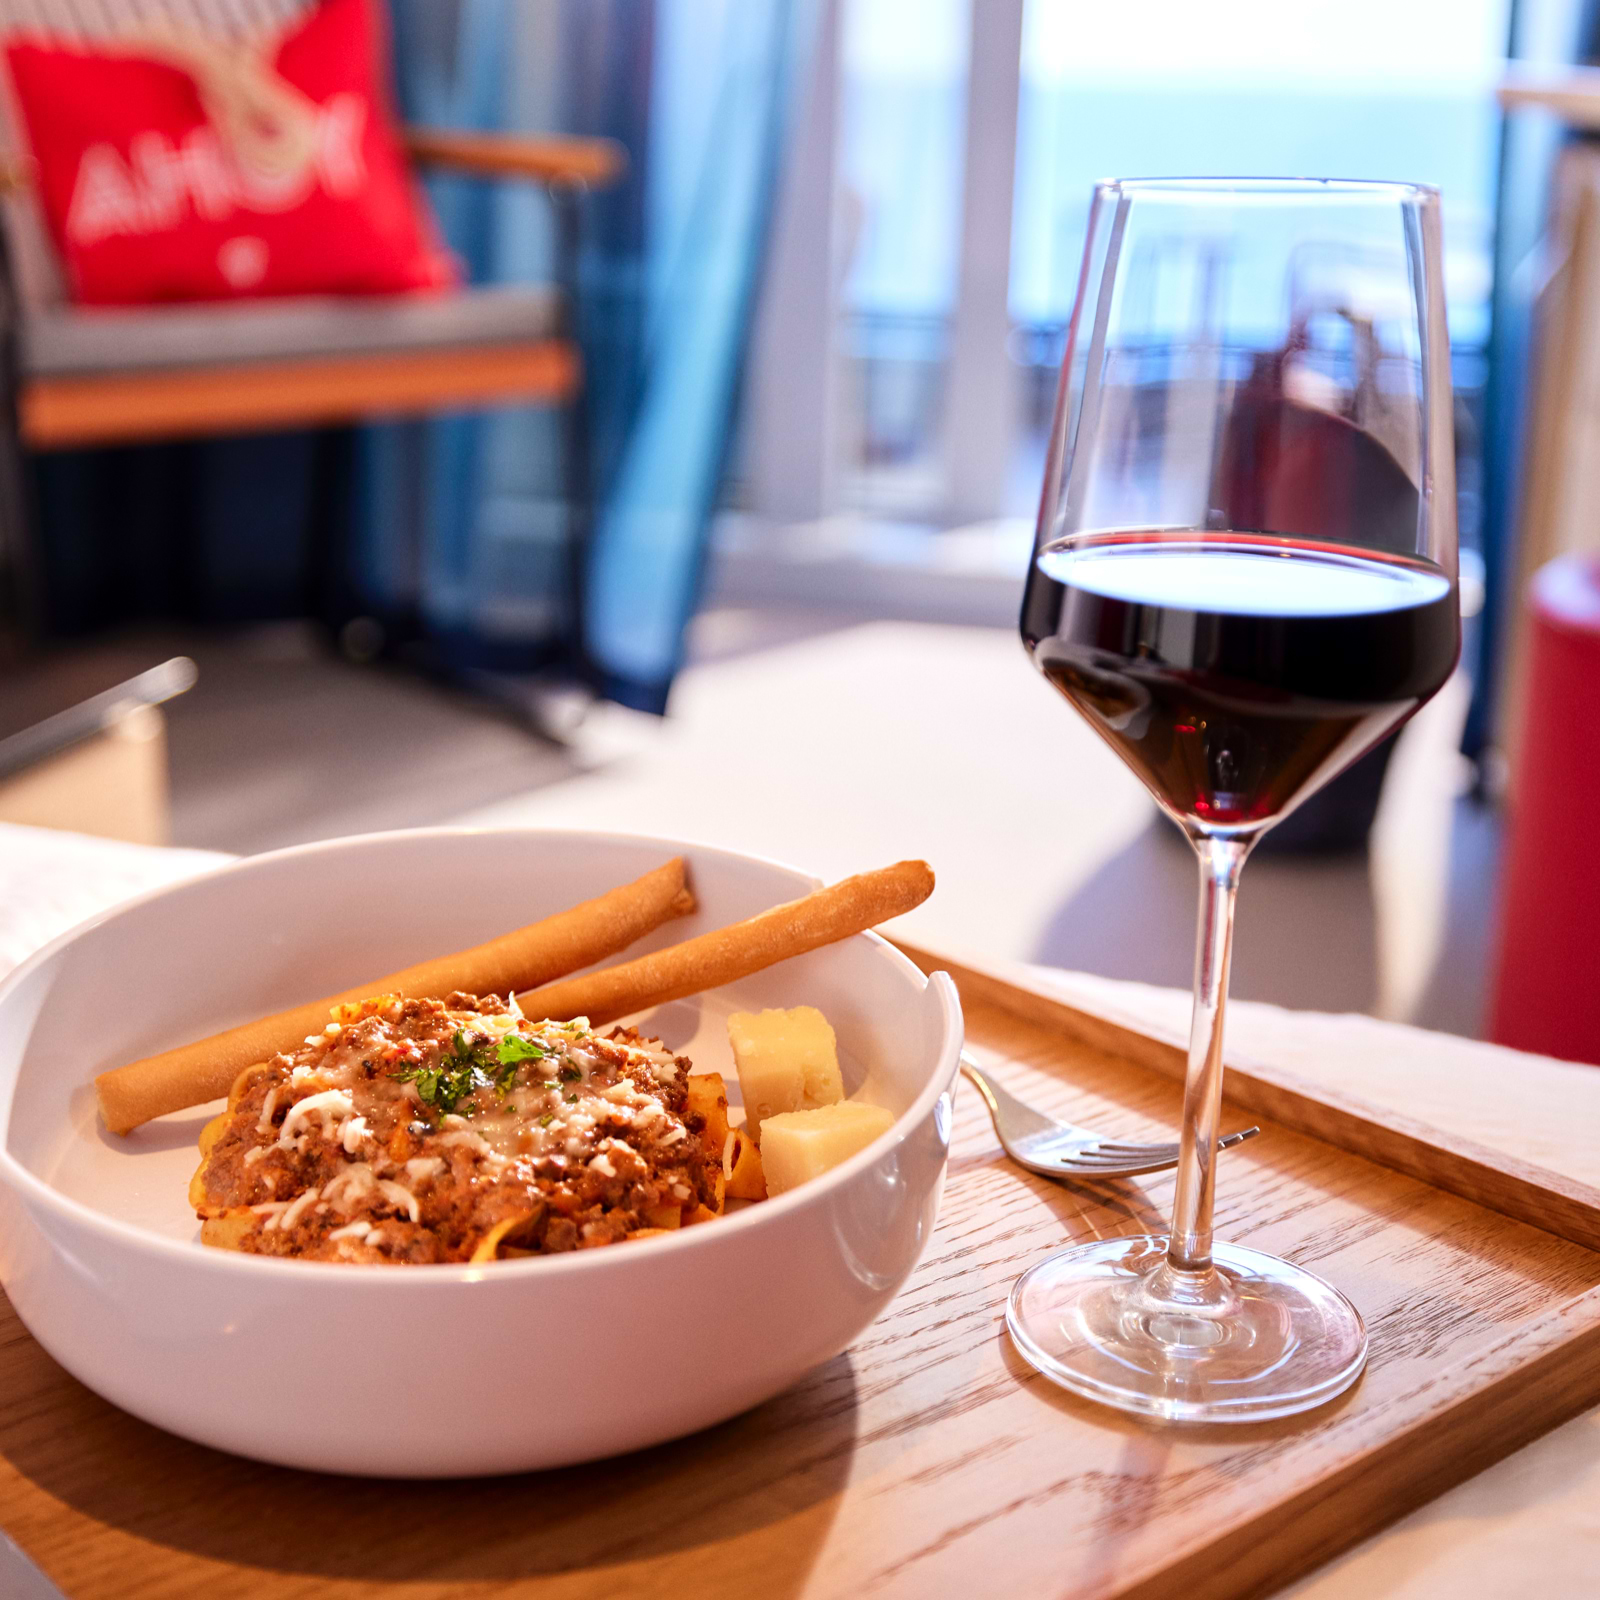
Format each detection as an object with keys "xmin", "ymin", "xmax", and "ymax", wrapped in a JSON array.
[
  {"xmin": 959, "ymin": 1054, "xmax": 998, "ymax": 1113},
  {"xmin": 960, "ymin": 1054, "xmax": 1065, "ymax": 1140},
  {"xmin": 962, "ymin": 1052, "xmax": 1260, "ymax": 1155}
]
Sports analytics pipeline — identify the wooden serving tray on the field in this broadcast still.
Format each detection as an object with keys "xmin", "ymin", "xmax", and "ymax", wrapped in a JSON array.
[{"xmin": 6, "ymin": 951, "xmax": 1600, "ymax": 1600}]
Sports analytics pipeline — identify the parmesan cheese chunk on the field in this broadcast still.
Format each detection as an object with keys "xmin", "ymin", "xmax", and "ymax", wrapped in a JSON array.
[
  {"xmin": 759, "ymin": 1101, "xmax": 895, "ymax": 1195},
  {"xmin": 727, "ymin": 1006, "xmax": 844, "ymax": 1143}
]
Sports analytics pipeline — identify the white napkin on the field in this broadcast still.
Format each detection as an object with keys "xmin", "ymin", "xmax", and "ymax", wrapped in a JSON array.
[{"xmin": 0, "ymin": 823, "xmax": 228, "ymax": 985}]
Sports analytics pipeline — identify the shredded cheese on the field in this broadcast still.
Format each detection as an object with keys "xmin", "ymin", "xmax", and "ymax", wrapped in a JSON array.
[
  {"xmin": 255, "ymin": 1087, "xmax": 279, "ymax": 1134},
  {"xmin": 276, "ymin": 1088, "xmax": 355, "ymax": 1150},
  {"xmin": 268, "ymin": 1183, "xmax": 323, "ymax": 1231},
  {"xmin": 322, "ymin": 1161, "xmax": 379, "ymax": 1213},
  {"xmin": 377, "ymin": 1179, "xmax": 420, "ymax": 1222}
]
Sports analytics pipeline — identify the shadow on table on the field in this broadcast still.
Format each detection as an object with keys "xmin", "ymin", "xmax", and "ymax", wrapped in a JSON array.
[
  {"xmin": 1, "ymin": 1310, "xmax": 858, "ymax": 1592},
  {"xmin": 150, "ymin": 625, "xmax": 589, "ymax": 855},
  {"xmin": 994, "ymin": 1323, "xmax": 1369, "ymax": 1600},
  {"xmin": 1030, "ymin": 816, "xmax": 1380, "ymax": 1016}
]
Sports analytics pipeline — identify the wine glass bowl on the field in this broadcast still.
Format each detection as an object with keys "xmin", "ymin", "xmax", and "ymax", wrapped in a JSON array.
[
  {"xmin": 1023, "ymin": 532, "xmax": 1458, "ymax": 835},
  {"xmin": 1010, "ymin": 179, "xmax": 1460, "ymax": 1422}
]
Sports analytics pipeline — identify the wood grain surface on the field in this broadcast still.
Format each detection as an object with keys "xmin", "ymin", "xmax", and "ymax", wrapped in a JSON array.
[
  {"xmin": 21, "ymin": 340, "xmax": 579, "ymax": 450},
  {"xmin": 1500, "ymin": 64, "xmax": 1600, "ymax": 129},
  {"xmin": 5, "ymin": 974, "xmax": 1600, "ymax": 1600},
  {"xmin": 895, "ymin": 941, "xmax": 1600, "ymax": 1255},
  {"xmin": 404, "ymin": 128, "xmax": 627, "ymax": 187}
]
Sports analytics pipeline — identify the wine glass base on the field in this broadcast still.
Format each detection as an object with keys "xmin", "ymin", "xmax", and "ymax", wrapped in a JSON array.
[{"xmin": 1007, "ymin": 1235, "xmax": 1367, "ymax": 1423}]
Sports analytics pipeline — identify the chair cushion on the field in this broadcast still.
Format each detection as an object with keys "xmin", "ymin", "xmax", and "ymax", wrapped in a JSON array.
[
  {"xmin": 4, "ymin": 0, "xmax": 456, "ymax": 305},
  {"xmin": 21, "ymin": 281, "xmax": 563, "ymax": 376}
]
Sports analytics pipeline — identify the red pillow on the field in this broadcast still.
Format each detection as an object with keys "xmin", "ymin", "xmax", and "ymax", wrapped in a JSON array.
[{"xmin": 4, "ymin": 0, "xmax": 458, "ymax": 305}]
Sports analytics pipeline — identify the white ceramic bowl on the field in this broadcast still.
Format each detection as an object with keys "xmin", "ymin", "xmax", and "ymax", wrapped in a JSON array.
[{"xmin": 0, "ymin": 828, "xmax": 961, "ymax": 1476}]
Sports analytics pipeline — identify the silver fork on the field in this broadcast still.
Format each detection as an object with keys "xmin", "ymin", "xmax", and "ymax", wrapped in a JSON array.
[{"xmin": 961, "ymin": 1053, "xmax": 1261, "ymax": 1180}]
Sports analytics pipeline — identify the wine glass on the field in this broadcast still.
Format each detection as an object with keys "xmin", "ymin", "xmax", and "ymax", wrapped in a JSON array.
[{"xmin": 1012, "ymin": 179, "xmax": 1460, "ymax": 1422}]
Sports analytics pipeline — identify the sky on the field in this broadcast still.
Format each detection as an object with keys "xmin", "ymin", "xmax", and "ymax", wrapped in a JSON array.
[
  {"xmin": 846, "ymin": 0, "xmax": 1513, "ymax": 85},
  {"xmin": 840, "ymin": 0, "xmax": 1509, "ymax": 327}
]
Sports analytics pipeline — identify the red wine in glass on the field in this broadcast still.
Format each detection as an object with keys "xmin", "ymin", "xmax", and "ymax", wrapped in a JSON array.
[
  {"xmin": 1021, "ymin": 532, "xmax": 1460, "ymax": 832},
  {"xmin": 1006, "ymin": 179, "xmax": 1460, "ymax": 1425}
]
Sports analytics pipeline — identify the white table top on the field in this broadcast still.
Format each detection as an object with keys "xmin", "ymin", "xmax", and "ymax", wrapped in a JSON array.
[
  {"xmin": 460, "ymin": 619, "xmax": 1485, "ymax": 1029},
  {"xmin": 1, "ymin": 784, "xmax": 1595, "ymax": 1592}
]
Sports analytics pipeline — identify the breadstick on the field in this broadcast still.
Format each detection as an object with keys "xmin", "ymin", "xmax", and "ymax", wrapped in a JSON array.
[
  {"xmin": 96, "ymin": 859, "xmax": 695, "ymax": 1135},
  {"xmin": 518, "ymin": 860, "xmax": 934, "ymax": 1026}
]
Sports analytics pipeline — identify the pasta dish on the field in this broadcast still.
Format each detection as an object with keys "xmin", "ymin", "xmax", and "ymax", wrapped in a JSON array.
[{"xmin": 190, "ymin": 992, "xmax": 740, "ymax": 1263}]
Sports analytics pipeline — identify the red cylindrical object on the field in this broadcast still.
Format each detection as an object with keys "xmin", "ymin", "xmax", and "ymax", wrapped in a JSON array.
[{"xmin": 1489, "ymin": 557, "xmax": 1600, "ymax": 1062}]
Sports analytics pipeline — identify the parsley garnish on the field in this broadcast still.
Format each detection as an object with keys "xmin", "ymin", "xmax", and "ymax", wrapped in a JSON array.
[
  {"xmin": 493, "ymin": 1033, "xmax": 545, "ymax": 1096},
  {"xmin": 539, "ymin": 1112, "xmax": 554, "ymax": 1127},
  {"xmin": 559, "ymin": 1065, "xmax": 582, "ymax": 1083},
  {"xmin": 389, "ymin": 1031, "xmax": 486, "ymax": 1116},
  {"xmin": 391, "ymin": 1029, "xmax": 548, "ymax": 1114},
  {"xmin": 498, "ymin": 1035, "xmax": 547, "ymax": 1064}
]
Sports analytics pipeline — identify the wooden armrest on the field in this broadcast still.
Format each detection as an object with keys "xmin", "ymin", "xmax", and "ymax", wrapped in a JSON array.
[
  {"xmin": 404, "ymin": 127, "xmax": 627, "ymax": 188},
  {"xmin": 0, "ymin": 156, "xmax": 32, "ymax": 197},
  {"xmin": 1500, "ymin": 64, "xmax": 1600, "ymax": 130}
]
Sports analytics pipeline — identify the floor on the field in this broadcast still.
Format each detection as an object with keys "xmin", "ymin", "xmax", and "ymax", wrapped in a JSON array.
[
  {"xmin": 18, "ymin": 608, "xmax": 1501, "ymax": 1038},
  {"xmin": 11, "ymin": 625, "xmax": 585, "ymax": 856}
]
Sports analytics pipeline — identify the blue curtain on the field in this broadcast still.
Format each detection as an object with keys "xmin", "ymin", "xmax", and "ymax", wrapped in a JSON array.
[{"xmin": 362, "ymin": 0, "xmax": 811, "ymax": 712}]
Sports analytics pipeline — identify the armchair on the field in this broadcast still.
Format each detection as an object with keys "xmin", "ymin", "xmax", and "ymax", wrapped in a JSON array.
[
  {"xmin": 0, "ymin": 3, "xmax": 623, "ymax": 651},
  {"xmin": 4, "ymin": 126, "xmax": 624, "ymax": 448}
]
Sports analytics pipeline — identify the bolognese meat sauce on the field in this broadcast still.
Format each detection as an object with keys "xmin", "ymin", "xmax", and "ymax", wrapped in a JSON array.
[{"xmin": 191, "ymin": 994, "xmax": 719, "ymax": 1262}]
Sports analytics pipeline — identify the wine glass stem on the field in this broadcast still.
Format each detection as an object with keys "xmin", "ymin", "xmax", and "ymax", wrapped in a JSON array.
[{"xmin": 1166, "ymin": 833, "xmax": 1250, "ymax": 1274}]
